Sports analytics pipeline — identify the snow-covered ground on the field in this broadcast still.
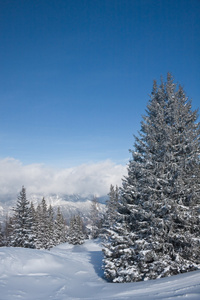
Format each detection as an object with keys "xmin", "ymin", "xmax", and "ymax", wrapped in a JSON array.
[{"xmin": 0, "ymin": 240, "xmax": 200, "ymax": 300}]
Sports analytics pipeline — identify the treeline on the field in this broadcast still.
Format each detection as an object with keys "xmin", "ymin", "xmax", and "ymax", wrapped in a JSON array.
[{"xmin": 0, "ymin": 186, "xmax": 105, "ymax": 249}]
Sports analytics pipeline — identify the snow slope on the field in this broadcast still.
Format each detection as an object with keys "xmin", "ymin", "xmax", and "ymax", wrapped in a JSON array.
[{"xmin": 0, "ymin": 240, "xmax": 200, "ymax": 300}]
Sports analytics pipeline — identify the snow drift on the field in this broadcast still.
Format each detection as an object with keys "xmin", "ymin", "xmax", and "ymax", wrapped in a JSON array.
[{"xmin": 0, "ymin": 240, "xmax": 200, "ymax": 300}]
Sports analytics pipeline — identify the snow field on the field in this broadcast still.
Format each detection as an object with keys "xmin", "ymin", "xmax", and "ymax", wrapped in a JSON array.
[{"xmin": 0, "ymin": 240, "xmax": 200, "ymax": 300}]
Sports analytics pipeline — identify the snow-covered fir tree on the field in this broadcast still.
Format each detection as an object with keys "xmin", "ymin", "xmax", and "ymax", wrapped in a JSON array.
[
  {"xmin": 29, "ymin": 202, "xmax": 38, "ymax": 248},
  {"xmin": 68, "ymin": 214, "xmax": 85, "ymax": 245},
  {"xmin": 3, "ymin": 214, "xmax": 14, "ymax": 246},
  {"xmin": 35, "ymin": 199, "xmax": 47, "ymax": 249},
  {"xmin": 47, "ymin": 204, "xmax": 57, "ymax": 248},
  {"xmin": 102, "ymin": 193, "xmax": 137, "ymax": 282},
  {"xmin": 103, "ymin": 74, "xmax": 200, "ymax": 282},
  {"xmin": 105, "ymin": 185, "xmax": 119, "ymax": 228},
  {"xmin": 34, "ymin": 198, "xmax": 56, "ymax": 249},
  {"xmin": 10, "ymin": 186, "xmax": 35, "ymax": 248},
  {"xmin": 102, "ymin": 185, "xmax": 136, "ymax": 282},
  {"xmin": 101, "ymin": 185, "xmax": 120, "ymax": 243},
  {"xmin": 54, "ymin": 207, "xmax": 67, "ymax": 245},
  {"xmin": 0, "ymin": 222, "xmax": 3, "ymax": 246},
  {"xmin": 34, "ymin": 203, "xmax": 42, "ymax": 248}
]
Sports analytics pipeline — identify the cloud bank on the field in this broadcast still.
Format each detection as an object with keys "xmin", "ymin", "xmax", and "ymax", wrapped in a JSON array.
[{"xmin": 0, "ymin": 158, "xmax": 127, "ymax": 199}]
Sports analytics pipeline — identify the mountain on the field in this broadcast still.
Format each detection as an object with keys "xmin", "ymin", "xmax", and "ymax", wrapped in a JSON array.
[{"xmin": 0, "ymin": 193, "xmax": 107, "ymax": 221}]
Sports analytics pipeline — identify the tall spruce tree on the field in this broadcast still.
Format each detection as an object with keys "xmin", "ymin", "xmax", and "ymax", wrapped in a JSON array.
[
  {"xmin": 10, "ymin": 186, "xmax": 35, "ymax": 248},
  {"xmin": 102, "ymin": 185, "xmax": 120, "ymax": 241},
  {"xmin": 106, "ymin": 185, "xmax": 119, "ymax": 228},
  {"xmin": 35, "ymin": 198, "xmax": 52, "ymax": 249},
  {"xmin": 3, "ymin": 214, "xmax": 14, "ymax": 246},
  {"xmin": 47, "ymin": 204, "xmax": 56, "ymax": 248},
  {"xmin": 103, "ymin": 74, "xmax": 200, "ymax": 282},
  {"xmin": 0, "ymin": 222, "xmax": 3, "ymax": 246},
  {"xmin": 54, "ymin": 207, "xmax": 67, "ymax": 245},
  {"xmin": 35, "ymin": 203, "xmax": 42, "ymax": 249},
  {"xmin": 29, "ymin": 202, "xmax": 37, "ymax": 248},
  {"xmin": 68, "ymin": 214, "xmax": 85, "ymax": 245}
]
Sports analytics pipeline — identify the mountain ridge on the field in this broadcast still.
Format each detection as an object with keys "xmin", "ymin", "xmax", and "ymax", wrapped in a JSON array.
[{"xmin": 0, "ymin": 193, "xmax": 107, "ymax": 220}]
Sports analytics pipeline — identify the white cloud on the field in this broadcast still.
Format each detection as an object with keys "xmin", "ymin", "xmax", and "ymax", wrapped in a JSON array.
[{"xmin": 0, "ymin": 157, "xmax": 127, "ymax": 199}]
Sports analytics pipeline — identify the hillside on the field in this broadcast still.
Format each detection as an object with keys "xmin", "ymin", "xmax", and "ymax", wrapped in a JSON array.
[{"xmin": 0, "ymin": 240, "xmax": 200, "ymax": 300}]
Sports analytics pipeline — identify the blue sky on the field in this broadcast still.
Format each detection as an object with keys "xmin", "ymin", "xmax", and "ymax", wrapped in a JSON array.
[{"xmin": 0, "ymin": 0, "xmax": 200, "ymax": 168}]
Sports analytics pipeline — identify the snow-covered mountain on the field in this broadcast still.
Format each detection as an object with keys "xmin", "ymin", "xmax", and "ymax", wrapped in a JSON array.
[{"xmin": 0, "ymin": 193, "xmax": 107, "ymax": 221}]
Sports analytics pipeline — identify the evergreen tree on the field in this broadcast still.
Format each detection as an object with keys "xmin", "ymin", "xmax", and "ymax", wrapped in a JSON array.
[
  {"xmin": 10, "ymin": 186, "xmax": 35, "ymax": 248},
  {"xmin": 35, "ymin": 203, "xmax": 42, "ymax": 249},
  {"xmin": 35, "ymin": 198, "xmax": 52, "ymax": 249},
  {"xmin": 101, "ymin": 185, "xmax": 120, "ymax": 242},
  {"xmin": 68, "ymin": 214, "xmax": 85, "ymax": 245},
  {"xmin": 54, "ymin": 207, "xmax": 67, "ymax": 245},
  {"xmin": 102, "ymin": 193, "xmax": 137, "ymax": 282},
  {"xmin": 47, "ymin": 205, "xmax": 56, "ymax": 248},
  {"xmin": 0, "ymin": 222, "xmax": 3, "ymax": 246},
  {"xmin": 103, "ymin": 74, "xmax": 200, "ymax": 282},
  {"xmin": 3, "ymin": 214, "xmax": 14, "ymax": 246},
  {"xmin": 29, "ymin": 202, "xmax": 38, "ymax": 248},
  {"xmin": 40, "ymin": 197, "xmax": 50, "ymax": 248},
  {"xmin": 106, "ymin": 185, "xmax": 119, "ymax": 228}
]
